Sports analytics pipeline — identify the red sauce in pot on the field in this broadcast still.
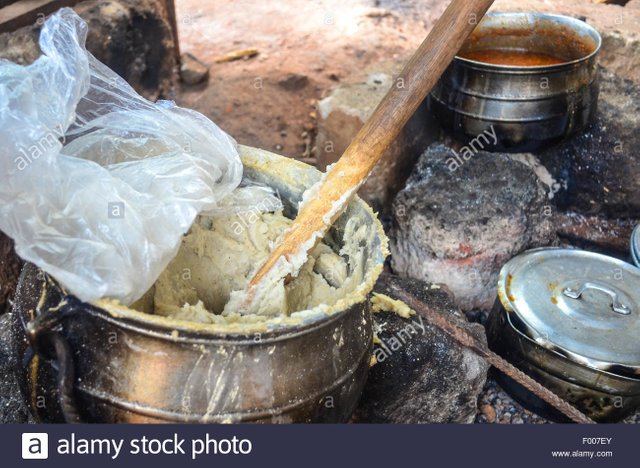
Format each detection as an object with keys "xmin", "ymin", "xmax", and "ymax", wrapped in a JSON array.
[{"xmin": 459, "ymin": 49, "xmax": 567, "ymax": 66}]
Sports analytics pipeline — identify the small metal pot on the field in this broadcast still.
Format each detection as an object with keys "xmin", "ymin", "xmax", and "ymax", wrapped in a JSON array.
[
  {"xmin": 487, "ymin": 247, "xmax": 640, "ymax": 422},
  {"xmin": 430, "ymin": 12, "xmax": 601, "ymax": 152},
  {"xmin": 631, "ymin": 224, "xmax": 640, "ymax": 268},
  {"xmin": 11, "ymin": 145, "xmax": 388, "ymax": 423}
]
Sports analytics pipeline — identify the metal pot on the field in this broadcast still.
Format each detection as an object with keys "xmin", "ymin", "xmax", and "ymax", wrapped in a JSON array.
[
  {"xmin": 430, "ymin": 12, "xmax": 601, "ymax": 152},
  {"xmin": 11, "ymin": 145, "xmax": 388, "ymax": 423},
  {"xmin": 487, "ymin": 247, "xmax": 640, "ymax": 422},
  {"xmin": 631, "ymin": 224, "xmax": 640, "ymax": 268}
]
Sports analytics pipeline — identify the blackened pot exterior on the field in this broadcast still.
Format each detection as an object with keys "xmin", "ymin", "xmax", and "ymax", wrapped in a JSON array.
[
  {"xmin": 430, "ymin": 12, "xmax": 601, "ymax": 152},
  {"xmin": 13, "ymin": 265, "xmax": 373, "ymax": 423},
  {"xmin": 487, "ymin": 301, "xmax": 640, "ymax": 422},
  {"xmin": 11, "ymin": 146, "xmax": 387, "ymax": 423}
]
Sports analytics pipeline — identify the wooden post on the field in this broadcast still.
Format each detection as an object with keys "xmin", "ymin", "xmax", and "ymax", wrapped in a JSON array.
[{"xmin": 163, "ymin": 0, "xmax": 181, "ymax": 62}]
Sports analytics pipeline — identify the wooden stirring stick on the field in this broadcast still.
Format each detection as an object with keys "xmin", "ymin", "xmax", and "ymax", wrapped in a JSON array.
[{"xmin": 243, "ymin": 0, "xmax": 495, "ymax": 308}]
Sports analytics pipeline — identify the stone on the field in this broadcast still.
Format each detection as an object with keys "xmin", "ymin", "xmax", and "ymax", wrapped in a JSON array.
[
  {"xmin": 180, "ymin": 52, "xmax": 210, "ymax": 85},
  {"xmin": 277, "ymin": 73, "xmax": 309, "ymax": 91},
  {"xmin": 540, "ymin": 69, "xmax": 640, "ymax": 219},
  {"xmin": 390, "ymin": 143, "xmax": 555, "ymax": 311},
  {"xmin": 0, "ymin": 233, "xmax": 22, "ymax": 316},
  {"xmin": 480, "ymin": 404, "xmax": 497, "ymax": 423},
  {"xmin": 0, "ymin": 0, "xmax": 178, "ymax": 100},
  {"xmin": 355, "ymin": 273, "xmax": 489, "ymax": 424},
  {"xmin": 0, "ymin": 24, "xmax": 39, "ymax": 65},
  {"xmin": 316, "ymin": 59, "xmax": 437, "ymax": 215},
  {"xmin": 554, "ymin": 211, "xmax": 638, "ymax": 258}
]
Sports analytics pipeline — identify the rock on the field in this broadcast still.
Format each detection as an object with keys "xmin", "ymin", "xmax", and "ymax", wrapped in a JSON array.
[
  {"xmin": 599, "ymin": 28, "xmax": 640, "ymax": 86},
  {"xmin": 277, "ymin": 73, "xmax": 309, "ymax": 91},
  {"xmin": 492, "ymin": 0, "xmax": 640, "ymax": 84},
  {"xmin": 0, "ymin": 233, "xmax": 22, "ymax": 315},
  {"xmin": 0, "ymin": 312, "xmax": 30, "ymax": 423},
  {"xmin": 475, "ymin": 379, "xmax": 549, "ymax": 424},
  {"xmin": 316, "ymin": 59, "xmax": 437, "ymax": 215},
  {"xmin": 390, "ymin": 143, "xmax": 555, "ymax": 311},
  {"xmin": 0, "ymin": 0, "xmax": 179, "ymax": 100},
  {"xmin": 501, "ymin": 154, "xmax": 639, "ymax": 258},
  {"xmin": 554, "ymin": 211, "xmax": 638, "ymax": 258},
  {"xmin": 354, "ymin": 273, "xmax": 489, "ymax": 424},
  {"xmin": 180, "ymin": 52, "xmax": 210, "ymax": 85},
  {"xmin": 480, "ymin": 404, "xmax": 497, "ymax": 423},
  {"xmin": 0, "ymin": 24, "xmax": 39, "ymax": 65},
  {"xmin": 540, "ymin": 69, "xmax": 640, "ymax": 219}
]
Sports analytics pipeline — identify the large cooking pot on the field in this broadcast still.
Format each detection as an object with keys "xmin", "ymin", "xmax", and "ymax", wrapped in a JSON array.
[
  {"xmin": 11, "ymin": 145, "xmax": 388, "ymax": 423},
  {"xmin": 430, "ymin": 12, "xmax": 601, "ymax": 152},
  {"xmin": 487, "ymin": 247, "xmax": 640, "ymax": 422}
]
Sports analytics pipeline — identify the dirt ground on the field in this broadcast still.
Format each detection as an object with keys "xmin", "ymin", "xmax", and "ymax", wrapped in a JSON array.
[
  {"xmin": 173, "ymin": 0, "xmax": 640, "ymax": 161},
  {"xmin": 173, "ymin": 0, "xmax": 447, "ymax": 160}
]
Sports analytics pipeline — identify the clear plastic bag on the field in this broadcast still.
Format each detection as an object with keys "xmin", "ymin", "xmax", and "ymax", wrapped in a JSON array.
[{"xmin": 0, "ymin": 8, "xmax": 254, "ymax": 305}]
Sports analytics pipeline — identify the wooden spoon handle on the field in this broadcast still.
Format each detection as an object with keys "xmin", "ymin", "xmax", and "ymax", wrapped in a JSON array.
[{"xmin": 249, "ymin": 0, "xmax": 495, "ymax": 289}]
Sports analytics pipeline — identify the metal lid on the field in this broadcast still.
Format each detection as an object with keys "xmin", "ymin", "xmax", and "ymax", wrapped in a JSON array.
[
  {"xmin": 632, "ymin": 224, "xmax": 640, "ymax": 268},
  {"xmin": 498, "ymin": 247, "xmax": 640, "ymax": 376}
]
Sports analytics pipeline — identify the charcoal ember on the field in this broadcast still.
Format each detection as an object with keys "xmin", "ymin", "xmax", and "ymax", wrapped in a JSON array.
[
  {"xmin": 390, "ymin": 143, "xmax": 555, "ymax": 311},
  {"xmin": 540, "ymin": 69, "xmax": 640, "ymax": 218},
  {"xmin": 355, "ymin": 273, "xmax": 489, "ymax": 423}
]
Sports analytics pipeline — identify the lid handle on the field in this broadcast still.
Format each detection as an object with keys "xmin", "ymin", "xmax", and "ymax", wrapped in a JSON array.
[{"xmin": 562, "ymin": 282, "xmax": 631, "ymax": 316}]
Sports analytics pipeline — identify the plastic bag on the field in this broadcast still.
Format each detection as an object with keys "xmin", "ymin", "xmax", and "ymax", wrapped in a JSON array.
[{"xmin": 0, "ymin": 8, "xmax": 258, "ymax": 305}]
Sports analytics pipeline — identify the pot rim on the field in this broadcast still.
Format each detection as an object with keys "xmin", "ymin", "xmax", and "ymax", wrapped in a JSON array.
[
  {"xmin": 66, "ymin": 292, "xmax": 368, "ymax": 344},
  {"xmin": 497, "ymin": 247, "xmax": 640, "ymax": 378},
  {"xmin": 632, "ymin": 224, "xmax": 640, "ymax": 268},
  {"xmin": 82, "ymin": 145, "xmax": 388, "ymax": 338},
  {"xmin": 454, "ymin": 11, "xmax": 602, "ymax": 72},
  {"xmin": 501, "ymin": 307, "xmax": 640, "ymax": 383}
]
